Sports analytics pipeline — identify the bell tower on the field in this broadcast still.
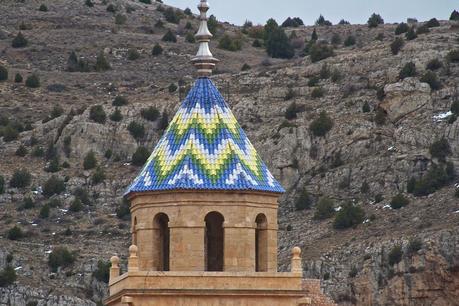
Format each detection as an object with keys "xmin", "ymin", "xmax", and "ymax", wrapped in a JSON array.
[{"xmin": 104, "ymin": 1, "xmax": 336, "ymax": 305}]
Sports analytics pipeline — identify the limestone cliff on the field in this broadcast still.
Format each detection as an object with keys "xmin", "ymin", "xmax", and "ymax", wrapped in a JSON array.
[{"xmin": 0, "ymin": 1, "xmax": 458, "ymax": 305}]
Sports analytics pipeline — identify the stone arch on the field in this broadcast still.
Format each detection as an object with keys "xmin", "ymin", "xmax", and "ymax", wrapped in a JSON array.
[
  {"xmin": 153, "ymin": 213, "xmax": 170, "ymax": 271},
  {"xmin": 255, "ymin": 213, "xmax": 268, "ymax": 272},
  {"xmin": 204, "ymin": 211, "xmax": 224, "ymax": 271}
]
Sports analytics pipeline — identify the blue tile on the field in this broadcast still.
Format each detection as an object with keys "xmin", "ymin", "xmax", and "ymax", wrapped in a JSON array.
[{"xmin": 125, "ymin": 78, "xmax": 285, "ymax": 196}]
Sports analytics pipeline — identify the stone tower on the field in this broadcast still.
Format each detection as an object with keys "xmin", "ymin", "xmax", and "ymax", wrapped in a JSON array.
[{"xmin": 104, "ymin": 1, "xmax": 336, "ymax": 305}]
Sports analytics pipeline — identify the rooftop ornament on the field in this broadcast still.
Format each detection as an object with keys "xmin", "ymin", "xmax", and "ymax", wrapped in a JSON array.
[
  {"xmin": 191, "ymin": 0, "xmax": 219, "ymax": 77},
  {"xmin": 124, "ymin": 0, "xmax": 284, "ymax": 196}
]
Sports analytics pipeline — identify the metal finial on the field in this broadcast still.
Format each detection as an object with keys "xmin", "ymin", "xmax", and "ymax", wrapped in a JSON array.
[{"xmin": 191, "ymin": 0, "xmax": 219, "ymax": 77}]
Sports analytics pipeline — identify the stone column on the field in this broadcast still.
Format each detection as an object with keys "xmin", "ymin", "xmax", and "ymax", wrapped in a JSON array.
[
  {"xmin": 136, "ymin": 221, "xmax": 155, "ymax": 271},
  {"xmin": 128, "ymin": 245, "xmax": 139, "ymax": 272},
  {"xmin": 291, "ymin": 246, "xmax": 302, "ymax": 273},
  {"xmin": 109, "ymin": 256, "xmax": 120, "ymax": 282},
  {"xmin": 150, "ymin": 226, "xmax": 161, "ymax": 271},
  {"xmin": 267, "ymin": 227, "xmax": 278, "ymax": 272},
  {"xmin": 169, "ymin": 222, "xmax": 205, "ymax": 271},
  {"xmin": 224, "ymin": 224, "xmax": 255, "ymax": 272}
]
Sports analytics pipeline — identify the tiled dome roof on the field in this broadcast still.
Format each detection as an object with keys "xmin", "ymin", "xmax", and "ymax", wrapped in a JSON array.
[{"xmin": 125, "ymin": 78, "xmax": 284, "ymax": 195}]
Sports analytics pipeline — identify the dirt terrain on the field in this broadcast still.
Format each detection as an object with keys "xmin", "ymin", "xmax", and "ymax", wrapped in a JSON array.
[{"xmin": 0, "ymin": 1, "xmax": 458, "ymax": 305}]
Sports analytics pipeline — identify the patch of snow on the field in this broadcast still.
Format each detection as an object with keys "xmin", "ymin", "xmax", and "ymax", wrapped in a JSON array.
[
  {"xmin": 363, "ymin": 219, "xmax": 370, "ymax": 224},
  {"xmin": 32, "ymin": 223, "xmax": 38, "ymax": 226},
  {"xmin": 453, "ymin": 210, "xmax": 459, "ymax": 214},
  {"xmin": 124, "ymin": 163, "xmax": 131, "ymax": 166},
  {"xmin": 60, "ymin": 209, "xmax": 68, "ymax": 213},
  {"xmin": 35, "ymin": 186, "xmax": 43, "ymax": 194},
  {"xmin": 45, "ymin": 250, "xmax": 52, "ymax": 254},
  {"xmin": 383, "ymin": 204, "xmax": 391, "ymax": 209},
  {"xmin": 433, "ymin": 111, "xmax": 453, "ymax": 122},
  {"xmin": 14, "ymin": 266, "xmax": 22, "ymax": 271},
  {"xmin": 335, "ymin": 206, "xmax": 342, "ymax": 212},
  {"xmin": 388, "ymin": 146, "xmax": 396, "ymax": 152}
]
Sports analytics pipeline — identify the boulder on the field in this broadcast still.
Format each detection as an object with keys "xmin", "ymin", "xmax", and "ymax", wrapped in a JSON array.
[{"xmin": 380, "ymin": 78, "xmax": 432, "ymax": 123}]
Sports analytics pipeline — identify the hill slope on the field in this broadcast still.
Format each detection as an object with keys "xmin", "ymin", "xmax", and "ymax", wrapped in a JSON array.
[{"xmin": 0, "ymin": 1, "xmax": 458, "ymax": 305}]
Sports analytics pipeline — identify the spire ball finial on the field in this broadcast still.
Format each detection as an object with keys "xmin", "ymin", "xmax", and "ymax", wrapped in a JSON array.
[{"xmin": 191, "ymin": 0, "xmax": 219, "ymax": 77}]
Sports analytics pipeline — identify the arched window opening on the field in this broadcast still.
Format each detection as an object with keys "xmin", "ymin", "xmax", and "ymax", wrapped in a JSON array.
[
  {"xmin": 132, "ymin": 217, "xmax": 138, "ymax": 246},
  {"xmin": 154, "ymin": 213, "xmax": 170, "ymax": 271},
  {"xmin": 255, "ymin": 214, "xmax": 268, "ymax": 272},
  {"xmin": 205, "ymin": 212, "xmax": 224, "ymax": 271}
]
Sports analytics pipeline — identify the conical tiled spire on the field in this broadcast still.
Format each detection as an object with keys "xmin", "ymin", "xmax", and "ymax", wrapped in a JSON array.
[
  {"xmin": 191, "ymin": 0, "xmax": 219, "ymax": 77},
  {"xmin": 125, "ymin": 79, "xmax": 284, "ymax": 195},
  {"xmin": 124, "ymin": 1, "xmax": 284, "ymax": 196}
]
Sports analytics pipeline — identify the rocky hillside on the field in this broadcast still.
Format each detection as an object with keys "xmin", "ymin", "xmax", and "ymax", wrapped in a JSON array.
[{"xmin": 0, "ymin": 1, "xmax": 458, "ymax": 305}]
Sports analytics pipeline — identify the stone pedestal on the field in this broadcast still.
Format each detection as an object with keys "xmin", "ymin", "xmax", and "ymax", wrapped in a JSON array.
[{"xmin": 105, "ymin": 271, "xmax": 335, "ymax": 306}]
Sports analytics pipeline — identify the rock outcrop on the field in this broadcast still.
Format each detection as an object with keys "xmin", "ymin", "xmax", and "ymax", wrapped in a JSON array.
[
  {"xmin": 0, "ymin": 1, "xmax": 458, "ymax": 306},
  {"xmin": 381, "ymin": 78, "xmax": 432, "ymax": 123}
]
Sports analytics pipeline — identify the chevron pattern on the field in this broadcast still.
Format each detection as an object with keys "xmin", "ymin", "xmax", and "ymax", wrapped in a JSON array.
[{"xmin": 126, "ymin": 78, "xmax": 284, "ymax": 195}]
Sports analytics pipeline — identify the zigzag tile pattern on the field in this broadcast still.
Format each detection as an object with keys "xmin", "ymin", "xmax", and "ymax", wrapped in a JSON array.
[{"xmin": 126, "ymin": 77, "xmax": 284, "ymax": 195}]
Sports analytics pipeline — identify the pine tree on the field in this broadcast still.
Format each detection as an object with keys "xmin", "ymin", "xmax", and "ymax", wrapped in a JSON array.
[
  {"xmin": 162, "ymin": 30, "xmax": 177, "ymax": 43},
  {"xmin": 315, "ymin": 15, "xmax": 331, "ymax": 26},
  {"xmin": 311, "ymin": 28, "xmax": 318, "ymax": 41},
  {"xmin": 450, "ymin": 10, "xmax": 459, "ymax": 21},
  {"xmin": 207, "ymin": 15, "xmax": 218, "ymax": 35},
  {"xmin": 25, "ymin": 74, "xmax": 40, "ymax": 88},
  {"xmin": 95, "ymin": 52, "xmax": 111, "ymax": 71},
  {"xmin": 294, "ymin": 188, "xmax": 312, "ymax": 210},
  {"xmin": 390, "ymin": 38, "xmax": 404, "ymax": 55},
  {"xmin": 39, "ymin": 4, "xmax": 48, "ymax": 12},
  {"xmin": 83, "ymin": 150, "xmax": 97, "ymax": 170},
  {"xmin": 12, "ymin": 32, "xmax": 28, "ymax": 48},
  {"xmin": 0, "ymin": 65, "xmax": 7, "ymax": 81},
  {"xmin": 132, "ymin": 147, "xmax": 150, "ymax": 166},
  {"xmin": 309, "ymin": 111, "xmax": 333, "ymax": 137},
  {"xmin": 314, "ymin": 197, "xmax": 335, "ymax": 220},
  {"xmin": 344, "ymin": 35, "xmax": 356, "ymax": 46},
  {"xmin": 265, "ymin": 27, "xmax": 294, "ymax": 59},
  {"xmin": 395, "ymin": 22, "xmax": 409, "ymax": 35},
  {"xmin": 14, "ymin": 73, "xmax": 22, "ymax": 83},
  {"xmin": 109, "ymin": 108, "xmax": 123, "ymax": 122},
  {"xmin": 426, "ymin": 18, "xmax": 440, "ymax": 28},
  {"xmin": 263, "ymin": 18, "xmax": 279, "ymax": 42},
  {"xmin": 67, "ymin": 51, "xmax": 79, "ymax": 72},
  {"xmin": 367, "ymin": 13, "xmax": 384, "ymax": 28},
  {"xmin": 152, "ymin": 43, "xmax": 163, "ymax": 56},
  {"xmin": 159, "ymin": 111, "xmax": 169, "ymax": 130},
  {"xmin": 399, "ymin": 62, "xmax": 416, "ymax": 80},
  {"xmin": 362, "ymin": 101, "xmax": 371, "ymax": 113},
  {"xmin": 405, "ymin": 27, "xmax": 417, "ymax": 40},
  {"xmin": 89, "ymin": 105, "xmax": 106, "ymax": 124},
  {"xmin": 0, "ymin": 176, "xmax": 4, "ymax": 194},
  {"xmin": 185, "ymin": 32, "xmax": 195, "ymax": 43}
]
